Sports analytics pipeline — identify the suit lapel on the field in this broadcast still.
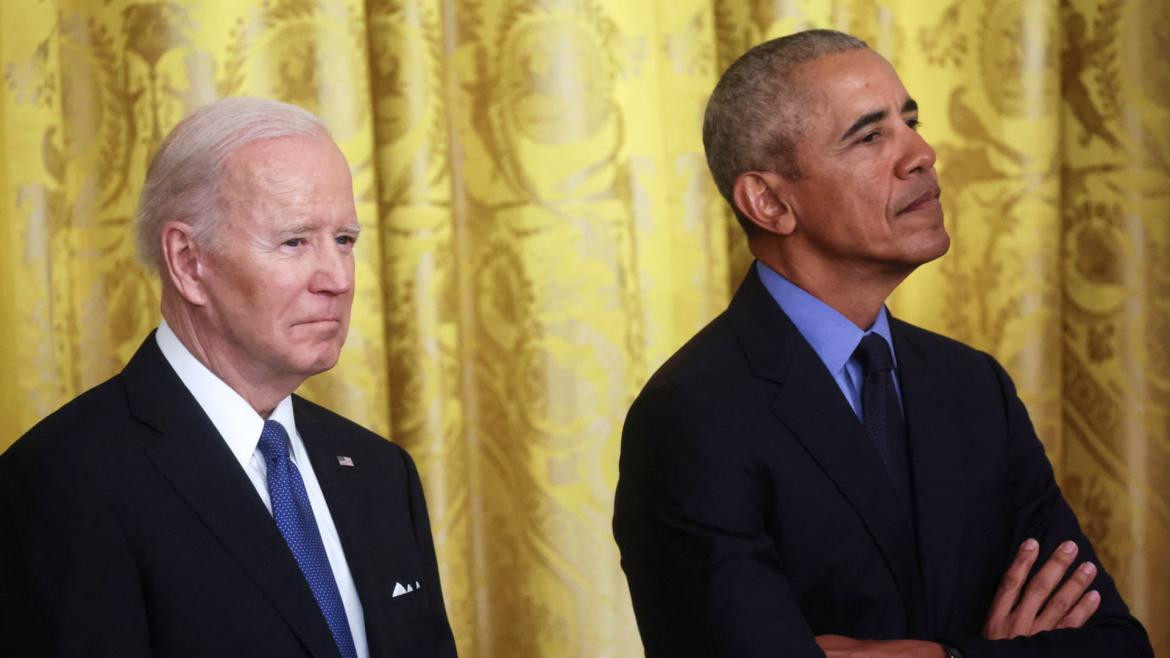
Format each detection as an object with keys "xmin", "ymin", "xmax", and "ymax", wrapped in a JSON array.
[
  {"xmin": 893, "ymin": 322, "xmax": 965, "ymax": 633},
  {"xmin": 296, "ymin": 401, "xmax": 402, "ymax": 658},
  {"xmin": 122, "ymin": 335, "xmax": 341, "ymax": 658},
  {"xmin": 728, "ymin": 269, "xmax": 924, "ymax": 632}
]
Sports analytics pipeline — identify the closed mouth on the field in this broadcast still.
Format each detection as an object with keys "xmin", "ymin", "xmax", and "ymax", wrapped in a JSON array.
[{"xmin": 897, "ymin": 188, "xmax": 941, "ymax": 215}]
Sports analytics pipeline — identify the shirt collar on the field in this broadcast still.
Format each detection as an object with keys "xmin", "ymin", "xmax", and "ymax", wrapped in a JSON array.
[
  {"xmin": 155, "ymin": 319, "xmax": 297, "ymax": 466},
  {"xmin": 754, "ymin": 260, "xmax": 897, "ymax": 374}
]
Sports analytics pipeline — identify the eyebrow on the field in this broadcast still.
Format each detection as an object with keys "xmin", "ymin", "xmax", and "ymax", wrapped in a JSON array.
[
  {"xmin": 838, "ymin": 98, "xmax": 919, "ymax": 142},
  {"xmin": 275, "ymin": 223, "xmax": 362, "ymax": 238}
]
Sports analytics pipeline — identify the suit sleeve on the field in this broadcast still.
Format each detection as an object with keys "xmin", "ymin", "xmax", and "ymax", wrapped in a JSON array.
[
  {"xmin": 0, "ymin": 442, "xmax": 152, "ymax": 657},
  {"xmin": 400, "ymin": 448, "xmax": 459, "ymax": 657},
  {"xmin": 613, "ymin": 384, "xmax": 824, "ymax": 658},
  {"xmin": 940, "ymin": 355, "xmax": 1153, "ymax": 658}
]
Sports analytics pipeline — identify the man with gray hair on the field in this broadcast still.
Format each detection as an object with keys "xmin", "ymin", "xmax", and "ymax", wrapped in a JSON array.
[
  {"xmin": 614, "ymin": 30, "xmax": 1152, "ymax": 657},
  {"xmin": 0, "ymin": 98, "xmax": 456, "ymax": 657}
]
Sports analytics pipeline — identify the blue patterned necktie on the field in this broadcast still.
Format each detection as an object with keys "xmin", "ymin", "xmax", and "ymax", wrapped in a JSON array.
[{"xmin": 258, "ymin": 420, "xmax": 357, "ymax": 658}]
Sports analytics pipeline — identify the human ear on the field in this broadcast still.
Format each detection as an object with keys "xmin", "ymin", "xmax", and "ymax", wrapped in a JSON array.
[
  {"xmin": 160, "ymin": 220, "xmax": 210, "ymax": 306},
  {"xmin": 732, "ymin": 171, "xmax": 797, "ymax": 236}
]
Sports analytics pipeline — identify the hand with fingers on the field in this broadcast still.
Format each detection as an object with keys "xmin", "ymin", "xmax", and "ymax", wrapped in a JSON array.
[{"xmin": 983, "ymin": 538, "xmax": 1101, "ymax": 640}]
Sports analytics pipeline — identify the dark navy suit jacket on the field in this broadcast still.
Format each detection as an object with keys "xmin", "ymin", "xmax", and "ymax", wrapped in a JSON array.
[
  {"xmin": 0, "ymin": 334, "xmax": 456, "ymax": 657},
  {"xmin": 614, "ymin": 267, "xmax": 1151, "ymax": 657}
]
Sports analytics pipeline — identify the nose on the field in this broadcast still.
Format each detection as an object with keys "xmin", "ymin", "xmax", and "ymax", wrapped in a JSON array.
[
  {"xmin": 309, "ymin": 243, "xmax": 354, "ymax": 296},
  {"xmin": 896, "ymin": 127, "xmax": 937, "ymax": 178}
]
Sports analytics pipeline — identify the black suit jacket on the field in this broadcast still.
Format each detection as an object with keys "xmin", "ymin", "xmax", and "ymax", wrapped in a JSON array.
[
  {"xmin": 0, "ymin": 334, "xmax": 456, "ymax": 657},
  {"xmin": 613, "ymin": 268, "xmax": 1151, "ymax": 657}
]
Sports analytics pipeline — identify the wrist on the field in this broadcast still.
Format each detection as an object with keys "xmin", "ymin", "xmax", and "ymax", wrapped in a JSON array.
[{"xmin": 939, "ymin": 642, "xmax": 965, "ymax": 658}]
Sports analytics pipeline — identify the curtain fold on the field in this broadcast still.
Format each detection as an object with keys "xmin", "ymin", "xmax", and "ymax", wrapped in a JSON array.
[{"xmin": 1, "ymin": 1, "xmax": 1165, "ymax": 655}]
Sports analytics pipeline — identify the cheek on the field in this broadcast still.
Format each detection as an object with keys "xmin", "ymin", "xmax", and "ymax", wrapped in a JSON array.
[
  {"xmin": 230, "ymin": 278, "xmax": 301, "ymax": 337},
  {"xmin": 209, "ymin": 259, "xmax": 276, "ymax": 306},
  {"xmin": 857, "ymin": 170, "xmax": 890, "ymax": 206},
  {"xmin": 274, "ymin": 289, "xmax": 310, "ymax": 326},
  {"xmin": 850, "ymin": 172, "xmax": 895, "ymax": 236},
  {"xmin": 263, "ymin": 268, "xmax": 309, "ymax": 302},
  {"xmin": 207, "ymin": 278, "xmax": 257, "ymax": 320}
]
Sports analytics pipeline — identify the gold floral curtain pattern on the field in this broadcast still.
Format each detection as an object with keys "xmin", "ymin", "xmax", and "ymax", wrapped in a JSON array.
[{"xmin": 1, "ymin": 0, "xmax": 1166, "ymax": 656}]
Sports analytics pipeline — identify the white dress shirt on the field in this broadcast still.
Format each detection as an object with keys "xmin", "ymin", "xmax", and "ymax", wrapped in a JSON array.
[{"xmin": 156, "ymin": 320, "xmax": 369, "ymax": 658}]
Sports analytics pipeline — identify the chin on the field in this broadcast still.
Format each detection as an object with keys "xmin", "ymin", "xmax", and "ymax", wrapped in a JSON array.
[
  {"xmin": 315, "ymin": 347, "xmax": 344, "ymax": 373},
  {"xmin": 906, "ymin": 226, "xmax": 951, "ymax": 265},
  {"xmin": 927, "ymin": 228, "xmax": 951, "ymax": 260},
  {"xmin": 290, "ymin": 345, "xmax": 345, "ymax": 379}
]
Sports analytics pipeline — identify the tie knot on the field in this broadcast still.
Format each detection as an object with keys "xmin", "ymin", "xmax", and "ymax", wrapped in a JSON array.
[
  {"xmin": 854, "ymin": 333, "xmax": 894, "ymax": 374},
  {"xmin": 258, "ymin": 420, "xmax": 291, "ymax": 464}
]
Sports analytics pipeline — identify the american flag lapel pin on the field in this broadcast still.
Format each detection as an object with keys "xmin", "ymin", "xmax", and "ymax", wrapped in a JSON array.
[{"xmin": 337, "ymin": 455, "xmax": 354, "ymax": 467}]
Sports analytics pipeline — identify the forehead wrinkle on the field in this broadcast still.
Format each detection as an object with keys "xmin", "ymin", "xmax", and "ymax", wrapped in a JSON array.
[
  {"xmin": 223, "ymin": 142, "xmax": 317, "ymax": 199},
  {"xmin": 274, "ymin": 222, "xmax": 320, "ymax": 236},
  {"xmin": 220, "ymin": 161, "xmax": 324, "ymax": 228},
  {"xmin": 245, "ymin": 168, "xmax": 308, "ymax": 204},
  {"xmin": 217, "ymin": 138, "xmax": 357, "ymax": 238},
  {"xmin": 270, "ymin": 220, "xmax": 359, "ymax": 234}
]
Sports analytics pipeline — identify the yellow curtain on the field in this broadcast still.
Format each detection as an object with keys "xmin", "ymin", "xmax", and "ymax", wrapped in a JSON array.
[{"xmin": 0, "ymin": 1, "xmax": 1165, "ymax": 655}]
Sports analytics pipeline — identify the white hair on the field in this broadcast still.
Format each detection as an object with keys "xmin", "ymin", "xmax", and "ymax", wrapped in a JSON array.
[{"xmin": 134, "ymin": 97, "xmax": 330, "ymax": 271}]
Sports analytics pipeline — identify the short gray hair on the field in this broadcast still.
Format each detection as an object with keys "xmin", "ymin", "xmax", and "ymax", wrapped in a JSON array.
[
  {"xmin": 135, "ymin": 97, "xmax": 329, "ymax": 271},
  {"xmin": 702, "ymin": 29, "xmax": 867, "ymax": 231}
]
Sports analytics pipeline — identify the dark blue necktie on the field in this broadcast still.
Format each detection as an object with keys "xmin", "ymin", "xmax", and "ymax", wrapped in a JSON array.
[
  {"xmin": 853, "ymin": 334, "xmax": 913, "ymax": 517},
  {"xmin": 258, "ymin": 420, "xmax": 357, "ymax": 658}
]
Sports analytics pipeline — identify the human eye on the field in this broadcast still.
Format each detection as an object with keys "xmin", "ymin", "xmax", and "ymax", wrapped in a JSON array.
[
  {"xmin": 905, "ymin": 117, "xmax": 921, "ymax": 130},
  {"xmin": 858, "ymin": 130, "xmax": 882, "ymax": 144},
  {"xmin": 282, "ymin": 237, "xmax": 307, "ymax": 248},
  {"xmin": 335, "ymin": 233, "xmax": 358, "ymax": 248}
]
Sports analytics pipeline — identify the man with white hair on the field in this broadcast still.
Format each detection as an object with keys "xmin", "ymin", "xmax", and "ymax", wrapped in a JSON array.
[{"xmin": 0, "ymin": 98, "xmax": 456, "ymax": 657}]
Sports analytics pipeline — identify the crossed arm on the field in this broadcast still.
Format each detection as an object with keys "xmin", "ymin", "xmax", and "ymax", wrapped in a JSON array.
[
  {"xmin": 614, "ymin": 360, "xmax": 1153, "ymax": 657},
  {"xmin": 818, "ymin": 538, "xmax": 1102, "ymax": 657}
]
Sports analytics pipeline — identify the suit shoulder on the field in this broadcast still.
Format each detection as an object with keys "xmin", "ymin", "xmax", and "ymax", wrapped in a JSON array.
[
  {"xmin": 626, "ymin": 310, "xmax": 766, "ymax": 441},
  {"xmin": 894, "ymin": 318, "xmax": 1002, "ymax": 373},
  {"xmin": 292, "ymin": 395, "xmax": 413, "ymax": 462},
  {"xmin": 0, "ymin": 375, "xmax": 138, "ymax": 509},
  {"xmin": 894, "ymin": 318, "xmax": 972, "ymax": 352},
  {"xmin": 640, "ymin": 310, "xmax": 745, "ymax": 397},
  {"xmin": 2, "ymin": 374, "xmax": 129, "ymax": 465}
]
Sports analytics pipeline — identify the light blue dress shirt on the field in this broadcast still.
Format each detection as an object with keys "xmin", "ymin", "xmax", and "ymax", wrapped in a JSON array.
[{"xmin": 755, "ymin": 261, "xmax": 902, "ymax": 420}]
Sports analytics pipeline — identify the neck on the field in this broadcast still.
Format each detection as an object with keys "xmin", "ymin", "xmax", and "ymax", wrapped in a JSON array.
[
  {"xmin": 161, "ymin": 293, "xmax": 296, "ymax": 418},
  {"xmin": 753, "ymin": 249, "xmax": 909, "ymax": 330}
]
